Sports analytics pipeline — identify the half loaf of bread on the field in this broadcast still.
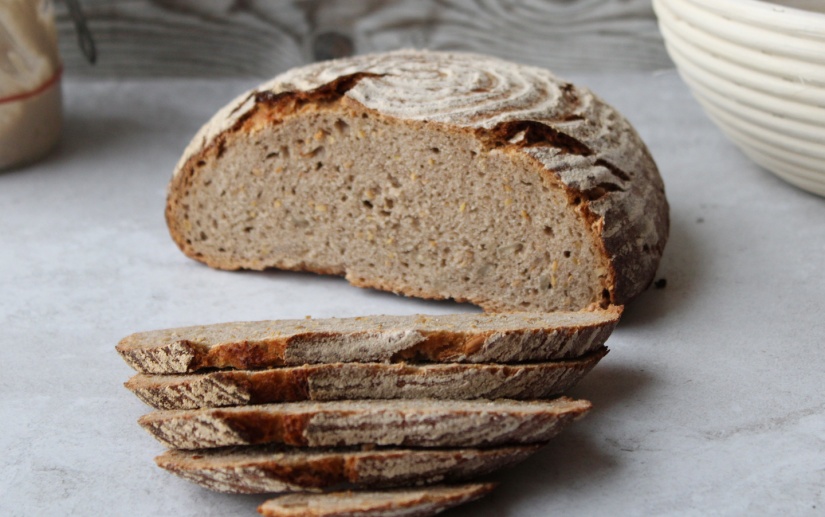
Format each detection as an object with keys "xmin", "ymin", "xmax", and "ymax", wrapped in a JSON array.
[
  {"xmin": 138, "ymin": 397, "xmax": 590, "ymax": 450},
  {"xmin": 257, "ymin": 483, "xmax": 495, "ymax": 517},
  {"xmin": 126, "ymin": 348, "xmax": 605, "ymax": 410},
  {"xmin": 116, "ymin": 309, "xmax": 619, "ymax": 374},
  {"xmin": 167, "ymin": 49, "xmax": 668, "ymax": 312},
  {"xmin": 155, "ymin": 444, "xmax": 536, "ymax": 494}
]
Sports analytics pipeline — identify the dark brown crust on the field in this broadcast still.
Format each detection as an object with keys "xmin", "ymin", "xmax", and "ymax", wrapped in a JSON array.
[
  {"xmin": 125, "ymin": 348, "xmax": 607, "ymax": 410},
  {"xmin": 235, "ymin": 73, "xmax": 385, "ymax": 133},
  {"xmin": 218, "ymin": 409, "xmax": 314, "ymax": 447},
  {"xmin": 391, "ymin": 330, "xmax": 490, "ymax": 362},
  {"xmin": 198, "ymin": 339, "xmax": 288, "ymax": 371}
]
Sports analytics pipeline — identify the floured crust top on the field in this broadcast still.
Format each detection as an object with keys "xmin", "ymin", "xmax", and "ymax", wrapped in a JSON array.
[{"xmin": 174, "ymin": 49, "xmax": 668, "ymax": 305}]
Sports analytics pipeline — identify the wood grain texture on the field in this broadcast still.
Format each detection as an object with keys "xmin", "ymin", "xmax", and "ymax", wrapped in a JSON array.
[{"xmin": 56, "ymin": 0, "xmax": 670, "ymax": 78}]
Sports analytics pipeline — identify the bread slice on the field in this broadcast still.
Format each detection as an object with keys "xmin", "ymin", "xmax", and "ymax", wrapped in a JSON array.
[
  {"xmin": 115, "ymin": 309, "xmax": 619, "ymax": 374},
  {"xmin": 167, "ymin": 50, "xmax": 668, "ymax": 312},
  {"xmin": 155, "ymin": 444, "xmax": 536, "ymax": 494},
  {"xmin": 257, "ymin": 484, "xmax": 495, "ymax": 517},
  {"xmin": 138, "ymin": 397, "xmax": 590, "ymax": 450},
  {"xmin": 126, "ymin": 347, "xmax": 606, "ymax": 410}
]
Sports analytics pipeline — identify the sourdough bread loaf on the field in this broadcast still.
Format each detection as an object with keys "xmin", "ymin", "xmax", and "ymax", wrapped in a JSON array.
[
  {"xmin": 138, "ymin": 397, "xmax": 590, "ymax": 450},
  {"xmin": 116, "ymin": 309, "xmax": 619, "ymax": 374},
  {"xmin": 126, "ymin": 348, "xmax": 606, "ymax": 410},
  {"xmin": 257, "ymin": 484, "xmax": 495, "ymax": 517},
  {"xmin": 155, "ymin": 445, "xmax": 536, "ymax": 494},
  {"xmin": 167, "ymin": 49, "xmax": 668, "ymax": 312}
]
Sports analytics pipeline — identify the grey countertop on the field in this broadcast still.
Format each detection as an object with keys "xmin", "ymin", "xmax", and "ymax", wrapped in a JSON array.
[{"xmin": 1, "ymin": 71, "xmax": 823, "ymax": 516}]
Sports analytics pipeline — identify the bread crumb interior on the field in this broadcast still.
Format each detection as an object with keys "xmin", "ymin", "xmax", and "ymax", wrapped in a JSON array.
[{"xmin": 179, "ymin": 105, "xmax": 608, "ymax": 311}]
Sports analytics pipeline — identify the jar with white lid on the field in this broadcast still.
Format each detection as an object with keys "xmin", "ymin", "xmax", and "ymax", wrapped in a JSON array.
[{"xmin": 0, "ymin": 0, "xmax": 62, "ymax": 170}]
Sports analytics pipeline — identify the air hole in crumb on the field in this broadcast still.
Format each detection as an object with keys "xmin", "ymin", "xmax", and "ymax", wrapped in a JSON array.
[
  {"xmin": 305, "ymin": 146, "xmax": 324, "ymax": 159},
  {"xmin": 265, "ymin": 152, "xmax": 278, "ymax": 159},
  {"xmin": 573, "ymin": 197, "xmax": 582, "ymax": 206},
  {"xmin": 563, "ymin": 250, "xmax": 571, "ymax": 258},
  {"xmin": 379, "ymin": 210, "xmax": 391, "ymax": 217},
  {"xmin": 334, "ymin": 119, "xmax": 350, "ymax": 134},
  {"xmin": 462, "ymin": 276, "xmax": 470, "ymax": 282},
  {"xmin": 341, "ymin": 194, "xmax": 348, "ymax": 202},
  {"xmin": 243, "ymin": 227, "xmax": 253, "ymax": 233},
  {"xmin": 196, "ymin": 160, "xmax": 206, "ymax": 167},
  {"xmin": 520, "ymin": 302, "xmax": 530, "ymax": 307},
  {"xmin": 385, "ymin": 199, "xmax": 394, "ymax": 209},
  {"xmin": 643, "ymin": 244, "xmax": 650, "ymax": 252},
  {"xmin": 430, "ymin": 147, "xmax": 440, "ymax": 153},
  {"xmin": 199, "ymin": 231, "xmax": 207, "ymax": 241},
  {"xmin": 203, "ymin": 180, "xmax": 211, "ymax": 187},
  {"xmin": 316, "ymin": 162, "xmax": 323, "ymax": 170},
  {"xmin": 363, "ymin": 200, "xmax": 373, "ymax": 209},
  {"xmin": 218, "ymin": 247, "xmax": 226, "ymax": 252},
  {"xmin": 543, "ymin": 226, "xmax": 554, "ymax": 237},
  {"xmin": 361, "ymin": 113, "xmax": 368, "ymax": 119}
]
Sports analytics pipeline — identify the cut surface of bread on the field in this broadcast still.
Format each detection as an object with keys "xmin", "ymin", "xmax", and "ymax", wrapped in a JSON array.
[
  {"xmin": 257, "ymin": 483, "xmax": 495, "ymax": 517},
  {"xmin": 116, "ymin": 309, "xmax": 620, "ymax": 374},
  {"xmin": 138, "ymin": 397, "xmax": 590, "ymax": 450},
  {"xmin": 127, "ymin": 347, "xmax": 605, "ymax": 410},
  {"xmin": 126, "ymin": 347, "xmax": 606, "ymax": 410},
  {"xmin": 167, "ymin": 50, "xmax": 668, "ymax": 312},
  {"xmin": 156, "ymin": 444, "xmax": 537, "ymax": 494}
]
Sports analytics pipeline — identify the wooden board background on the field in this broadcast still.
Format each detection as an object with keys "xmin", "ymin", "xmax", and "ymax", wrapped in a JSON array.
[{"xmin": 55, "ymin": 0, "xmax": 672, "ymax": 78}]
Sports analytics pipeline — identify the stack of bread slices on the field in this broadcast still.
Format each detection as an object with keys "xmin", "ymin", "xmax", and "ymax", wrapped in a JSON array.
[
  {"xmin": 121, "ymin": 48, "xmax": 670, "ymax": 516},
  {"xmin": 116, "ymin": 308, "xmax": 620, "ymax": 516}
]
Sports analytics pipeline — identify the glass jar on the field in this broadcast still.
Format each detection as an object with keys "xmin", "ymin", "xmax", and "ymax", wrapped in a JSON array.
[{"xmin": 0, "ymin": 0, "xmax": 62, "ymax": 170}]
